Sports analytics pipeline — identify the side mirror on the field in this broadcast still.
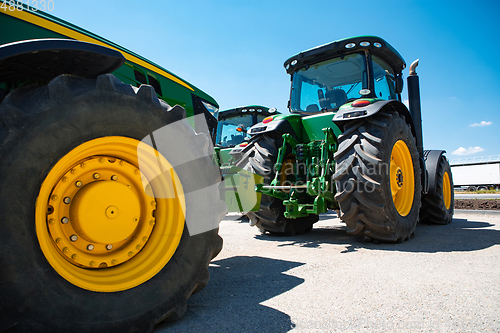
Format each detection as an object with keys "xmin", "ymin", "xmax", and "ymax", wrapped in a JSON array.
[{"xmin": 395, "ymin": 75, "xmax": 404, "ymax": 94}]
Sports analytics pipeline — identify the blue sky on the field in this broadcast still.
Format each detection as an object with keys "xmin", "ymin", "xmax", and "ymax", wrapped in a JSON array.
[{"xmin": 50, "ymin": 0, "xmax": 500, "ymax": 162}]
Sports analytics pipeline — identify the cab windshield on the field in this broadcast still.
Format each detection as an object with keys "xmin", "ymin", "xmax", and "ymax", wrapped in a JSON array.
[
  {"xmin": 216, "ymin": 114, "xmax": 263, "ymax": 148},
  {"xmin": 290, "ymin": 53, "xmax": 367, "ymax": 113}
]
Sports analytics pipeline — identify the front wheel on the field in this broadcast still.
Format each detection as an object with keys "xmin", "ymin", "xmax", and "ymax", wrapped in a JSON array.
[
  {"xmin": 0, "ymin": 74, "xmax": 225, "ymax": 332},
  {"xmin": 333, "ymin": 111, "xmax": 422, "ymax": 242},
  {"xmin": 235, "ymin": 133, "xmax": 318, "ymax": 235}
]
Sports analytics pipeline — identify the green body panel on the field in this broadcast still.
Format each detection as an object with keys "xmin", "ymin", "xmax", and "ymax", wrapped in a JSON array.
[
  {"xmin": 0, "ymin": 4, "xmax": 218, "ymax": 117},
  {"xmin": 301, "ymin": 112, "xmax": 343, "ymax": 141},
  {"xmin": 220, "ymin": 168, "xmax": 263, "ymax": 212},
  {"xmin": 269, "ymin": 113, "xmax": 304, "ymax": 140},
  {"xmin": 218, "ymin": 148, "xmax": 232, "ymax": 165}
]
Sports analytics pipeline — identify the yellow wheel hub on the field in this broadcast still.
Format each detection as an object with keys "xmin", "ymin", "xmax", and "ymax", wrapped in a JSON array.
[
  {"xmin": 390, "ymin": 140, "xmax": 415, "ymax": 216},
  {"xmin": 443, "ymin": 171, "xmax": 451, "ymax": 210},
  {"xmin": 36, "ymin": 137, "xmax": 185, "ymax": 292}
]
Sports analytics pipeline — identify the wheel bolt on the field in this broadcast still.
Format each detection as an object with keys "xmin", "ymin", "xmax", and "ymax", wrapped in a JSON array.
[
  {"xmin": 99, "ymin": 158, "xmax": 105, "ymax": 163},
  {"xmin": 111, "ymin": 175, "xmax": 118, "ymax": 181},
  {"xmin": 71, "ymin": 254, "xmax": 78, "ymax": 260},
  {"xmin": 48, "ymin": 219, "xmax": 55, "ymax": 225},
  {"xmin": 61, "ymin": 217, "xmax": 69, "ymax": 224},
  {"xmin": 51, "ymin": 195, "xmax": 58, "ymax": 201},
  {"xmin": 93, "ymin": 173, "xmax": 100, "ymax": 179},
  {"xmin": 106, "ymin": 244, "xmax": 113, "ymax": 250},
  {"xmin": 75, "ymin": 181, "xmax": 83, "ymax": 187},
  {"xmin": 87, "ymin": 244, "xmax": 94, "ymax": 251},
  {"xmin": 63, "ymin": 197, "xmax": 71, "ymax": 204},
  {"xmin": 70, "ymin": 235, "xmax": 78, "ymax": 242}
]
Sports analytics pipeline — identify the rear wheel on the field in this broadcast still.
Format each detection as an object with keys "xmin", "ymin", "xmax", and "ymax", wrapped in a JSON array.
[
  {"xmin": 420, "ymin": 156, "xmax": 454, "ymax": 224},
  {"xmin": 333, "ymin": 111, "xmax": 421, "ymax": 242},
  {"xmin": 0, "ymin": 74, "xmax": 224, "ymax": 332},
  {"xmin": 235, "ymin": 133, "xmax": 318, "ymax": 235}
]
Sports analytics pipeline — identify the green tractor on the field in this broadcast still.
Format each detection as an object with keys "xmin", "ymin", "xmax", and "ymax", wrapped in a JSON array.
[
  {"xmin": 215, "ymin": 105, "xmax": 278, "ymax": 170},
  {"xmin": 229, "ymin": 36, "xmax": 454, "ymax": 238},
  {"xmin": 215, "ymin": 106, "xmax": 279, "ymax": 213},
  {"xmin": 0, "ymin": 3, "xmax": 225, "ymax": 332}
]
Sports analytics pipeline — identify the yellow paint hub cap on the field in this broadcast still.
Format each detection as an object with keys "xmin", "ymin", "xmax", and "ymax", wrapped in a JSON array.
[
  {"xmin": 443, "ymin": 171, "xmax": 451, "ymax": 210},
  {"xmin": 36, "ymin": 137, "xmax": 185, "ymax": 292},
  {"xmin": 390, "ymin": 140, "xmax": 415, "ymax": 216}
]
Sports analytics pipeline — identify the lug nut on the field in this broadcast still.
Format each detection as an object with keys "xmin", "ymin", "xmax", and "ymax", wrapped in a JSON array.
[
  {"xmin": 106, "ymin": 244, "xmax": 113, "ymax": 250},
  {"xmin": 61, "ymin": 217, "xmax": 69, "ymax": 224},
  {"xmin": 87, "ymin": 244, "xmax": 94, "ymax": 251},
  {"xmin": 93, "ymin": 173, "xmax": 100, "ymax": 179},
  {"xmin": 63, "ymin": 197, "xmax": 71, "ymax": 204},
  {"xmin": 111, "ymin": 175, "xmax": 118, "ymax": 181},
  {"xmin": 70, "ymin": 235, "xmax": 78, "ymax": 242},
  {"xmin": 75, "ymin": 181, "xmax": 83, "ymax": 187}
]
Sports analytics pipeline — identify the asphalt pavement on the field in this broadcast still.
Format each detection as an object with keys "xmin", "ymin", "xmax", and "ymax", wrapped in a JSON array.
[{"xmin": 154, "ymin": 211, "xmax": 500, "ymax": 333}]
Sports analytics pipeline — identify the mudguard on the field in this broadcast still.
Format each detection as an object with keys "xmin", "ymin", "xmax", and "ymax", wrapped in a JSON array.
[
  {"xmin": 333, "ymin": 100, "xmax": 418, "ymax": 143},
  {"xmin": 424, "ymin": 150, "xmax": 446, "ymax": 195},
  {"xmin": 0, "ymin": 38, "xmax": 125, "ymax": 82},
  {"xmin": 247, "ymin": 118, "xmax": 299, "ymax": 141}
]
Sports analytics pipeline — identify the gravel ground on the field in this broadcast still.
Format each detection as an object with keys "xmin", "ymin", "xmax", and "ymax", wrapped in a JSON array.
[
  {"xmin": 155, "ymin": 211, "xmax": 500, "ymax": 333},
  {"xmin": 455, "ymin": 199, "xmax": 500, "ymax": 210}
]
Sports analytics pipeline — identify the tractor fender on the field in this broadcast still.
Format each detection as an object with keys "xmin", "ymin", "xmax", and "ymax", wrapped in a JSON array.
[
  {"xmin": 333, "ymin": 100, "xmax": 418, "ymax": 142},
  {"xmin": 423, "ymin": 149, "xmax": 446, "ymax": 195},
  {"xmin": 0, "ymin": 38, "xmax": 125, "ymax": 83},
  {"xmin": 247, "ymin": 118, "xmax": 300, "ymax": 141}
]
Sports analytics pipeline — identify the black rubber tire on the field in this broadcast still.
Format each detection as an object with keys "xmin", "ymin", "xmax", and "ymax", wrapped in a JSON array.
[
  {"xmin": 0, "ymin": 74, "xmax": 224, "ymax": 332},
  {"xmin": 333, "ymin": 111, "xmax": 422, "ymax": 242},
  {"xmin": 420, "ymin": 156, "xmax": 454, "ymax": 224},
  {"xmin": 235, "ymin": 133, "xmax": 318, "ymax": 235}
]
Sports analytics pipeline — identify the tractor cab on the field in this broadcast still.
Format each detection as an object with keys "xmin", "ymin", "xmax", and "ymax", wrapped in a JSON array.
[
  {"xmin": 284, "ymin": 36, "xmax": 406, "ymax": 115},
  {"xmin": 216, "ymin": 105, "xmax": 278, "ymax": 148}
]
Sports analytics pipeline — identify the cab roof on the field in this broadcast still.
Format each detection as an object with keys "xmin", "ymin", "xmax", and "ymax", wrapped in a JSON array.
[{"xmin": 284, "ymin": 36, "xmax": 406, "ymax": 76}]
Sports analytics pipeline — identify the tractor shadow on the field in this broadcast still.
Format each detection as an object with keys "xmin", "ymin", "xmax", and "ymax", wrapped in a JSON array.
[
  {"xmin": 155, "ymin": 256, "xmax": 304, "ymax": 333},
  {"xmin": 253, "ymin": 212, "xmax": 500, "ymax": 254}
]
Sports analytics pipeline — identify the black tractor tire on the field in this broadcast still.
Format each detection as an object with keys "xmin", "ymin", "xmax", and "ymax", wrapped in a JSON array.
[
  {"xmin": 0, "ymin": 74, "xmax": 225, "ymax": 332},
  {"xmin": 235, "ymin": 133, "xmax": 318, "ymax": 236},
  {"xmin": 420, "ymin": 156, "xmax": 454, "ymax": 224},
  {"xmin": 333, "ymin": 111, "xmax": 422, "ymax": 242}
]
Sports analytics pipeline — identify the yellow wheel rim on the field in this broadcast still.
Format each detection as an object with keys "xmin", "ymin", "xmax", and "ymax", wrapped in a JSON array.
[
  {"xmin": 443, "ymin": 171, "xmax": 451, "ymax": 210},
  {"xmin": 35, "ymin": 137, "xmax": 185, "ymax": 292},
  {"xmin": 390, "ymin": 140, "xmax": 415, "ymax": 216}
]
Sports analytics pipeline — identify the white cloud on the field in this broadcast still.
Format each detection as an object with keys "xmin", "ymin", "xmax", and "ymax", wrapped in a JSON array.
[
  {"xmin": 452, "ymin": 146, "xmax": 484, "ymax": 156},
  {"xmin": 469, "ymin": 121, "xmax": 493, "ymax": 127}
]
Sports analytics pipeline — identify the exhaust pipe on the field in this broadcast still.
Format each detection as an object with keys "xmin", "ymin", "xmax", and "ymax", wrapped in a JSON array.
[{"xmin": 407, "ymin": 59, "xmax": 424, "ymax": 157}]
